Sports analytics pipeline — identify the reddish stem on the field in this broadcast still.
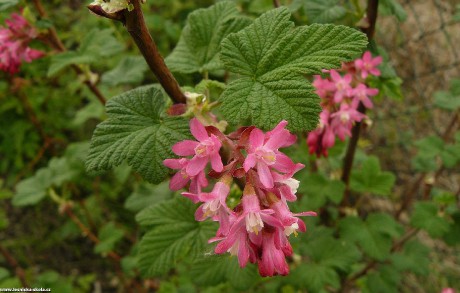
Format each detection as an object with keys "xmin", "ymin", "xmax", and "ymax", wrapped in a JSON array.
[
  {"xmin": 0, "ymin": 244, "xmax": 30, "ymax": 287},
  {"xmin": 32, "ymin": 0, "xmax": 107, "ymax": 105}
]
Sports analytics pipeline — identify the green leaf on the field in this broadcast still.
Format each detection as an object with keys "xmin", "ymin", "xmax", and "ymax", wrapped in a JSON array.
[
  {"xmin": 137, "ymin": 197, "xmax": 216, "ymax": 277},
  {"xmin": 390, "ymin": 240, "xmax": 430, "ymax": 275},
  {"xmin": 379, "ymin": 0, "xmax": 408, "ymax": 22},
  {"xmin": 289, "ymin": 263, "xmax": 340, "ymax": 292},
  {"xmin": 0, "ymin": 268, "xmax": 9, "ymax": 281},
  {"xmin": 12, "ymin": 156, "xmax": 81, "ymax": 206},
  {"xmin": 303, "ymin": 0, "xmax": 347, "ymax": 24},
  {"xmin": 297, "ymin": 173, "xmax": 345, "ymax": 209},
  {"xmin": 0, "ymin": 0, "xmax": 18, "ymax": 11},
  {"xmin": 433, "ymin": 91, "xmax": 460, "ymax": 111},
  {"xmin": 12, "ymin": 169, "xmax": 51, "ymax": 206},
  {"xmin": 339, "ymin": 214, "xmax": 402, "ymax": 260},
  {"xmin": 350, "ymin": 156, "xmax": 396, "ymax": 196},
  {"xmin": 190, "ymin": 255, "xmax": 260, "ymax": 290},
  {"xmin": 410, "ymin": 202, "xmax": 450, "ymax": 238},
  {"xmin": 166, "ymin": 1, "xmax": 252, "ymax": 74},
  {"xmin": 94, "ymin": 222, "xmax": 125, "ymax": 254},
  {"xmin": 443, "ymin": 212, "xmax": 460, "ymax": 246},
  {"xmin": 48, "ymin": 29, "xmax": 123, "ymax": 76},
  {"xmin": 101, "ymin": 56, "xmax": 148, "ymax": 86},
  {"xmin": 85, "ymin": 86, "xmax": 191, "ymax": 184},
  {"xmin": 124, "ymin": 181, "xmax": 171, "ymax": 213},
  {"xmin": 363, "ymin": 264, "xmax": 401, "ymax": 293},
  {"xmin": 219, "ymin": 7, "xmax": 368, "ymax": 131},
  {"xmin": 304, "ymin": 236, "xmax": 361, "ymax": 272}
]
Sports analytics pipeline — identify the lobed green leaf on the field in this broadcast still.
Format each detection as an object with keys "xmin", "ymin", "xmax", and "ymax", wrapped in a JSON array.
[
  {"xmin": 85, "ymin": 86, "xmax": 191, "ymax": 184},
  {"xmin": 219, "ymin": 7, "xmax": 368, "ymax": 131}
]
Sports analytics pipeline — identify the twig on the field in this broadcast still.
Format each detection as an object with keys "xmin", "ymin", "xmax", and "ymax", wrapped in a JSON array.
[
  {"xmin": 0, "ymin": 244, "xmax": 30, "ymax": 287},
  {"xmin": 340, "ymin": 0, "xmax": 379, "ymax": 206},
  {"xmin": 63, "ymin": 206, "xmax": 121, "ymax": 262},
  {"xmin": 273, "ymin": 0, "xmax": 281, "ymax": 8},
  {"xmin": 15, "ymin": 89, "xmax": 49, "ymax": 143},
  {"xmin": 63, "ymin": 205, "xmax": 145, "ymax": 293},
  {"xmin": 341, "ymin": 104, "xmax": 366, "ymax": 205},
  {"xmin": 32, "ymin": 0, "xmax": 107, "ymax": 105},
  {"xmin": 341, "ymin": 228, "xmax": 419, "ymax": 292},
  {"xmin": 87, "ymin": 0, "xmax": 186, "ymax": 104}
]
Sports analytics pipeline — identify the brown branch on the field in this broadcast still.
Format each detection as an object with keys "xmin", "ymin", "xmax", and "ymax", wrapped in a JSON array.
[
  {"xmin": 341, "ymin": 228, "xmax": 419, "ymax": 292},
  {"xmin": 0, "ymin": 244, "xmax": 30, "ymax": 287},
  {"xmin": 273, "ymin": 0, "xmax": 281, "ymax": 8},
  {"xmin": 87, "ymin": 0, "xmax": 186, "ymax": 104},
  {"xmin": 63, "ymin": 205, "xmax": 121, "ymax": 262},
  {"xmin": 361, "ymin": 0, "xmax": 379, "ymax": 40},
  {"xmin": 63, "ymin": 205, "xmax": 145, "ymax": 293},
  {"xmin": 121, "ymin": 0, "xmax": 186, "ymax": 103},
  {"xmin": 32, "ymin": 0, "xmax": 107, "ymax": 105},
  {"xmin": 340, "ymin": 0, "xmax": 379, "ymax": 206},
  {"xmin": 341, "ymin": 104, "xmax": 366, "ymax": 206}
]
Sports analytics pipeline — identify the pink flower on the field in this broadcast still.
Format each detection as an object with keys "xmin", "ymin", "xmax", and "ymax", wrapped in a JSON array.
[
  {"xmin": 243, "ymin": 121, "xmax": 297, "ymax": 188},
  {"xmin": 212, "ymin": 220, "xmax": 255, "ymax": 268},
  {"xmin": 0, "ymin": 13, "xmax": 44, "ymax": 74},
  {"xmin": 269, "ymin": 194, "xmax": 316, "ymax": 236},
  {"xmin": 312, "ymin": 75, "xmax": 335, "ymax": 98},
  {"xmin": 257, "ymin": 231, "xmax": 289, "ymax": 276},
  {"xmin": 241, "ymin": 193, "xmax": 281, "ymax": 234},
  {"xmin": 352, "ymin": 83, "xmax": 378, "ymax": 109},
  {"xmin": 331, "ymin": 104, "xmax": 366, "ymax": 140},
  {"xmin": 163, "ymin": 158, "xmax": 207, "ymax": 194},
  {"xmin": 330, "ymin": 70, "xmax": 353, "ymax": 103},
  {"xmin": 355, "ymin": 51, "xmax": 382, "ymax": 79},
  {"xmin": 441, "ymin": 289, "xmax": 455, "ymax": 293},
  {"xmin": 186, "ymin": 176, "xmax": 233, "ymax": 235},
  {"xmin": 171, "ymin": 118, "xmax": 223, "ymax": 176}
]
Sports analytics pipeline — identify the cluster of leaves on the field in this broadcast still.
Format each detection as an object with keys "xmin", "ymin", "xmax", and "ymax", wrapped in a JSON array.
[{"xmin": 1, "ymin": 0, "xmax": 459, "ymax": 292}]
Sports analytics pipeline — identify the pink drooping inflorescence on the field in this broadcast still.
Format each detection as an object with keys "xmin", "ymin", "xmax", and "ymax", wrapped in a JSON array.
[
  {"xmin": 0, "ymin": 13, "xmax": 44, "ymax": 75},
  {"xmin": 164, "ymin": 118, "xmax": 316, "ymax": 277},
  {"xmin": 307, "ymin": 51, "xmax": 382, "ymax": 157}
]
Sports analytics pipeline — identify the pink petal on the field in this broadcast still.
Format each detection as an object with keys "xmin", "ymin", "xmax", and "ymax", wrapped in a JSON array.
[
  {"xmin": 330, "ymin": 69, "xmax": 340, "ymax": 81},
  {"xmin": 190, "ymin": 118, "xmax": 209, "ymax": 141},
  {"xmin": 172, "ymin": 140, "xmax": 198, "ymax": 156},
  {"xmin": 194, "ymin": 206, "xmax": 205, "ymax": 221},
  {"xmin": 181, "ymin": 192, "xmax": 200, "ymax": 203},
  {"xmin": 237, "ymin": 238, "xmax": 250, "ymax": 268},
  {"xmin": 273, "ymin": 152, "xmax": 295, "ymax": 173},
  {"xmin": 372, "ymin": 56, "xmax": 383, "ymax": 66},
  {"xmin": 169, "ymin": 172, "xmax": 189, "ymax": 191},
  {"xmin": 210, "ymin": 152, "xmax": 223, "ymax": 172},
  {"xmin": 199, "ymin": 191, "xmax": 218, "ymax": 202},
  {"xmin": 243, "ymin": 153, "xmax": 256, "ymax": 172},
  {"xmin": 249, "ymin": 128, "xmax": 265, "ymax": 149},
  {"xmin": 257, "ymin": 161, "xmax": 274, "ymax": 188},
  {"xmin": 186, "ymin": 156, "xmax": 208, "ymax": 176},
  {"xmin": 163, "ymin": 158, "xmax": 184, "ymax": 169}
]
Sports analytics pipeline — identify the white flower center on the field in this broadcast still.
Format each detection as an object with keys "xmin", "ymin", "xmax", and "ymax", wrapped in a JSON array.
[
  {"xmin": 245, "ymin": 212, "xmax": 264, "ymax": 235},
  {"xmin": 284, "ymin": 222, "xmax": 299, "ymax": 236}
]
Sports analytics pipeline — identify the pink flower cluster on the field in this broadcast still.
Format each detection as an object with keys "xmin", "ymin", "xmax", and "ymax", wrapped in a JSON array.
[
  {"xmin": 164, "ymin": 118, "xmax": 316, "ymax": 276},
  {"xmin": 307, "ymin": 51, "xmax": 382, "ymax": 157},
  {"xmin": 0, "ymin": 13, "xmax": 44, "ymax": 75}
]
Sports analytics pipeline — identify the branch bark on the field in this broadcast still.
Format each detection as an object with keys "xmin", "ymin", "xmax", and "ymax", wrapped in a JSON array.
[
  {"xmin": 121, "ymin": 0, "xmax": 186, "ymax": 104},
  {"xmin": 0, "ymin": 244, "xmax": 30, "ymax": 287},
  {"xmin": 340, "ymin": 0, "xmax": 379, "ymax": 206}
]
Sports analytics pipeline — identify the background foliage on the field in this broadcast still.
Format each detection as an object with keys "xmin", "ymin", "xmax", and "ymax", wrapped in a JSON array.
[{"xmin": 0, "ymin": 0, "xmax": 459, "ymax": 292}]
